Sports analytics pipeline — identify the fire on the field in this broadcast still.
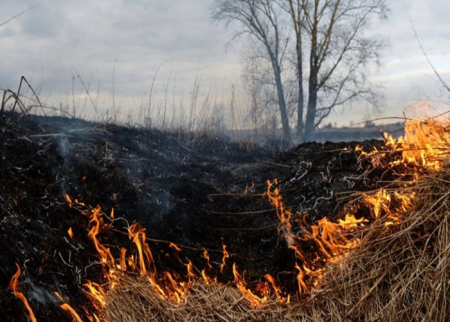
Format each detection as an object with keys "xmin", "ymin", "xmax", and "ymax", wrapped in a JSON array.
[
  {"xmin": 10, "ymin": 115, "xmax": 449, "ymax": 320},
  {"xmin": 186, "ymin": 260, "xmax": 195, "ymax": 279},
  {"xmin": 125, "ymin": 223, "xmax": 190, "ymax": 302},
  {"xmin": 128, "ymin": 222, "xmax": 156, "ymax": 276},
  {"xmin": 169, "ymin": 242, "xmax": 182, "ymax": 252},
  {"xmin": 201, "ymin": 269, "xmax": 217, "ymax": 285},
  {"xmin": 219, "ymin": 239, "xmax": 229, "ymax": 273},
  {"xmin": 66, "ymin": 193, "xmax": 73, "ymax": 208},
  {"xmin": 361, "ymin": 118, "xmax": 450, "ymax": 171},
  {"xmin": 54, "ymin": 292, "xmax": 83, "ymax": 322},
  {"xmin": 75, "ymin": 116, "xmax": 443, "ymax": 312},
  {"xmin": 60, "ymin": 304, "xmax": 83, "ymax": 322},
  {"xmin": 265, "ymin": 179, "xmax": 367, "ymax": 293},
  {"xmin": 264, "ymin": 273, "xmax": 289, "ymax": 304},
  {"xmin": 262, "ymin": 117, "xmax": 450, "ymax": 295},
  {"xmin": 76, "ymin": 201, "xmax": 273, "ymax": 309},
  {"xmin": 232, "ymin": 263, "xmax": 267, "ymax": 306},
  {"xmin": 337, "ymin": 214, "xmax": 367, "ymax": 229},
  {"xmin": 84, "ymin": 280, "xmax": 107, "ymax": 308},
  {"xmin": 68, "ymin": 227, "xmax": 74, "ymax": 238},
  {"xmin": 84, "ymin": 206, "xmax": 116, "ymax": 273},
  {"xmin": 119, "ymin": 247, "xmax": 127, "ymax": 272},
  {"xmin": 202, "ymin": 248, "xmax": 213, "ymax": 270},
  {"xmin": 363, "ymin": 189, "xmax": 391, "ymax": 219},
  {"xmin": 392, "ymin": 119, "xmax": 450, "ymax": 170},
  {"xmin": 8, "ymin": 263, "xmax": 37, "ymax": 322}
]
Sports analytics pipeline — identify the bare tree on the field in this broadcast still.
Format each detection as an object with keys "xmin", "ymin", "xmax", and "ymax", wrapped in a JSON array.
[
  {"xmin": 284, "ymin": 0, "xmax": 305, "ymax": 139},
  {"xmin": 211, "ymin": 0, "xmax": 293, "ymax": 144},
  {"xmin": 213, "ymin": 0, "xmax": 388, "ymax": 143},
  {"xmin": 299, "ymin": 0, "xmax": 388, "ymax": 141},
  {"xmin": 241, "ymin": 39, "xmax": 283, "ymax": 140}
]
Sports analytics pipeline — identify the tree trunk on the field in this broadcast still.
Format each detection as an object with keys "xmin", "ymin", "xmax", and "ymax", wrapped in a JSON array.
[
  {"xmin": 267, "ymin": 45, "xmax": 292, "ymax": 145},
  {"xmin": 304, "ymin": 4, "xmax": 318, "ymax": 142},
  {"xmin": 304, "ymin": 55, "xmax": 318, "ymax": 141},
  {"xmin": 274, "ymin": 68, "xmax": 292, "ymax": 145},
  {"xmin": 304, "ymin": 84, "xmax": 317, "ymax": 141},
  {"xmin": 304, "ymin": 51, "xmax": 318, "ymax": 141},
  {"xmin": 295, "ymin": 37, "xmax": 304, "ymax": 142}
]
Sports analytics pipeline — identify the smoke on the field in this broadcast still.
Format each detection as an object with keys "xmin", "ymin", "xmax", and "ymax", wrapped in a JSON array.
[
  {"xmin": 57, "ymin": 136, "xmax": 70, "ymax": 160},
  {"xmin": 24, "ymin": 278, "xmax": 61, "ymax": 307}
]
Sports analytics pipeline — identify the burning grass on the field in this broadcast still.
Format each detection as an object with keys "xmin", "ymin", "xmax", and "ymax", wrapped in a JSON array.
[
  {"xmin": 98, "ymin": 168, "xmax": 450, "ymax": 322},
  {"xmin": 103, "ymin": 274, "xmax": 328, "ymax": 321},
  {"xmin": 3, "ymin": 115, "xmax": 450, "ymax": 321},
  {"xmin": 315, "ymin": 168, "xmax": 450, "ymax": 321},
  {"xmin": 99, "ymin": 119, "xmax": 450, "ymax": 321}
]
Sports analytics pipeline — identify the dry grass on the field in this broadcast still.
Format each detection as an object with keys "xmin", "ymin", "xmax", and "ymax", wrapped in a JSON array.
[
  {"xmin": 104, "ymin": 274, "xmax": 333, "ymax": 321},
  {"xmin": 315, "ymin": 166, "xmax": 450, "ymax": 321},
  {"xmin": 102, "ymin": 164, "xmax": 450, "ymax": 321}
]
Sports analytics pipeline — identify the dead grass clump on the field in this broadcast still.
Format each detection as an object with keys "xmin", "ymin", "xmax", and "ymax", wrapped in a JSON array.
[
  {"xmin": 316, "ymin": 166, "xmax": 450, "ymax": 321},
  {"xmin": 103, "ymin": 167, "xmax": 450, "ymax": 321},
  {"xmin": 103, "ymin": 275, "xmax": 316, "ymax": 321}
]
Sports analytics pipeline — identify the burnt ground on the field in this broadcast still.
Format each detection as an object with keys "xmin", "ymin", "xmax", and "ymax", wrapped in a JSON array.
[{"xmin": 0, "ymin": 113, "xmax": 385, "ymax": 321}]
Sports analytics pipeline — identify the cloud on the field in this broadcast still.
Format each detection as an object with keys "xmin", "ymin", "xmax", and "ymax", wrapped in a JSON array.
[
  {"xmin": 19, "ymin": 6, "xmax": 65, "ymax": 39},
  {"xmin": 362, "ymin": 0, "xmax": 450, "ymax": 119},
  {"xmin": 0, "ymin": 0, "xmax": 240, "ymax": 98}
]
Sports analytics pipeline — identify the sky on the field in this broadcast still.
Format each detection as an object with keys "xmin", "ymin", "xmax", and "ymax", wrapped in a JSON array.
[{"xmin": 0, "ymin": 0, "xmax": 449, "ymax": 127}]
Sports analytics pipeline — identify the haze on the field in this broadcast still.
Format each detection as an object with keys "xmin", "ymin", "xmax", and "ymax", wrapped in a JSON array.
[{"xmin": 1, "ymin": 0, "xmax": 449, "ymax": 128}]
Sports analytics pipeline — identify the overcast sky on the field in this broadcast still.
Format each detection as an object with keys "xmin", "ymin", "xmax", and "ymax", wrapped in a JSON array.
[{"xmin": 0, "ymin": 0, "xmax": 449, "ymax": 127}]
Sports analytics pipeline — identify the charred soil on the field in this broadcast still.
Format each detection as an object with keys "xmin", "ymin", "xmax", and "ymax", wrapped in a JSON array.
[{"xmin": 0, "ymin": 114, "xmax": 384, "ymax": 321}]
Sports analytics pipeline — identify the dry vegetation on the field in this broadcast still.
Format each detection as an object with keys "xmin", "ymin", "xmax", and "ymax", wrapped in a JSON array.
[
  {"xmin": 2, "ymin": 78, "xmax": 449, "ymax": 321},
  {"xmin": 316, "ymin": 167, "xmax": 450, "ymax": 321},
  {"xmin": 102, "ymin": 141, "xmax": 450, "ymax": 321}
]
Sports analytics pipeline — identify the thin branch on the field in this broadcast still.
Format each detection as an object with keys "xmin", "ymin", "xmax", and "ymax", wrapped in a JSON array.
[
  {"xmin": 0, "ymin": 1, "xmax": 44, "ymax": 28},
  {"xmin": 406, "ymin": 9, "xmax": 450, "ymax": 93}
]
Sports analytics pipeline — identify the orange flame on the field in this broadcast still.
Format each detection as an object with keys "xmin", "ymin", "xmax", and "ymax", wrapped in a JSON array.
[
  {"xmin": 169, "ymin": 242, "xmax": 182, "ymax": 252},
  {"xmin": 264, "ymin": 274, "xmax": 288, "ymax": 304},
  {"xmin": 128, "ymin": 223, "xmax": 156, "ymax": 276},
  {"xmin": 54, "ymin": 291, "xmax": 83, "ymax": 321},
  {"xmin": 65, "ymin": 194, "xmax": 73, "ymax": 208},
  {"xmin": 203, "ymin": 248, "xmax": 213, "ymax": 270},
  {"xmin": 85, "ymin": 206, "xmax": 116, "ymax": 271},
  {"xmin": 359, "ymin": 118, "xmax": 450, "ymax": 171},
  {"xmin": 118, "ymin": 247, "xmax": 127, "ymax": 272},
  {"xmin": 186, "ymin": 260, "xmax": 195, "ymax": 279},
  {"xmin": 201, "ymin": 269, "xmax": 217, "ymax": 285},
  {"xmin": 84, "ymin": 280, "xmax": 107, "ymax": 308},
  {"xmin": 8, "ymin": 264, "xmax": 37, "ymax": 322},
  {"xmin": 68, "ymin": 227, "xmax": 74, "ymax": 238},
  {"xmin": 232, "ymin": 263, "xmax": 267, "ymax": 306},
  {"xmin": 60, "ymin": 304, "xmax": 83, "ymax": 322},
  {"xmin": 220, "ymin": 240, "xmax": 229, "ymax": 273},
  {"xmin": 265, "ymin": 179, "xmax": 366, "ymax": 294}
]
